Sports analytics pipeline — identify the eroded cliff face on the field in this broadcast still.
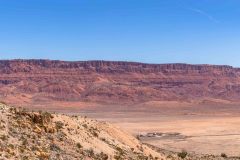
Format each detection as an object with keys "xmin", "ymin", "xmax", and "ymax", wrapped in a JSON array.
[{"xmin": 0, "ymin": 60, "xmax": 240, "ymax": 106}]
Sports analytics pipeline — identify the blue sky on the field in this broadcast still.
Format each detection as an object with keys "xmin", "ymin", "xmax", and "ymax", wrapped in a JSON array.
[{"xmin": 0, "ymin": 0, "xmax": 240, "ymax": 66}]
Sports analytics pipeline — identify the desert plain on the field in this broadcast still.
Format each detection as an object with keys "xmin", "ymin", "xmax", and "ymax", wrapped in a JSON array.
[
  {"xmin": 22, "ymin": 100, "xmax": 240, "ymax": 157},
  {"xmin": 74, "ymin": 102, "xmax": 240, "ymax": 157}
]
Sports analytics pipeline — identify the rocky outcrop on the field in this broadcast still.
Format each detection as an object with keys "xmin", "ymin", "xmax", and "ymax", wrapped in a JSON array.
[{"xmin": 0, "ymin": 59, "xmax": 240, "ymax": 106}]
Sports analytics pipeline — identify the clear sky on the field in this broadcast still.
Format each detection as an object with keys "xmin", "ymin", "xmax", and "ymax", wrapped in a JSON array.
[{"xmin": 0, "ymin": 0, "xmax": 240, "ymax": 66}]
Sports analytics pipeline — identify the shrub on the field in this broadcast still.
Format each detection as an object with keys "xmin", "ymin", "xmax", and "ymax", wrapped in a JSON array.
[
  {"xmin": 177, "ymin": 150, "xmax": 188, "ymax": 159},
  {"xmin": 116, "ymin": 146, "xmax": 124, "ymax": 156},
  {"xmin": 86, "ymin": 148, "xmax": 94, "ymax": 157},
  {"xmin": 76, "ymin": 143, "xmax": 82, "ymax": 149},
  {"xmin": 221, "ymin": 153, "xmax": 227, "ymax": 158},
  {"xmin": 55, "ymin": 121, "xmax": 64, "ymax": 130},
  {"xmin": 149, "ymin": 154, "xmax": 153, "ymax": 159},
  {"xmin": 166, "ymin": 155, "xmax": 173, "ymax": 159},
  {"xmin": 99, "ymin": 152, "xmax": 108, "ymax": 160},
  {"xmin": 137, "ymin": 155, "xmax": 149, "ymax": 160},
  {"xmin": 92, "ymin": 131, "xmax": 98, "ymax": 137},
  {"xmin": 0, "ymin": 135, "xmax": 8, "ymax": 141},
  {"xmin": 114, "ymin": 155, "xmax": 121, "ymax": 160},
  {"xmin": 50, "ymin": 144, "xmax": 61, "ymax": 151}
]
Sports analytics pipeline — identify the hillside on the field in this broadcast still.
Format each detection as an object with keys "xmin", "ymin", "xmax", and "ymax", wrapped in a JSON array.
[
  {"xmin": 0, "ymin": 60, "xmax": 240, "ymax": 107},
  {"xmin": 0, "ymin": 103, "xmax": 165, "ymax": 160}
]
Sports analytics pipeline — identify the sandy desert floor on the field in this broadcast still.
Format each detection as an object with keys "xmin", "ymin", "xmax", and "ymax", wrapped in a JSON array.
[
  {"xmin": 77, "ymin": 103, "xmax": 240, "ymax": 157},
  {"xmin": 115, "ymin": 115, "xmax": 240, "ymax": 156}
]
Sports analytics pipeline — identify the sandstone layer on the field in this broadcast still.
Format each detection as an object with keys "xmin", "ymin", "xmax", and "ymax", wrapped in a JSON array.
[{"xmin": 0, "ymin": 60, "xmax": 240, "ymax": 107}]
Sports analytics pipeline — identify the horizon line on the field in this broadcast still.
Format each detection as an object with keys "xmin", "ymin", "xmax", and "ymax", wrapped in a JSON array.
[{"xmin": 0, "ymin": 58, "xmax": 237, "ymax": 68}]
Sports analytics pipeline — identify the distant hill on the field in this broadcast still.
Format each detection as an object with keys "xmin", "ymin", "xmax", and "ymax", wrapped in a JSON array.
[{"xmin": 0, "ymin": 59, "xmax": 240, "ymax": 107}]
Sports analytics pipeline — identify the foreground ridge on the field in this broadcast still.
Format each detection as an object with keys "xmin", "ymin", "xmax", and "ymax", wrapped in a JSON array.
[{"xmin": 0, "ymin": 103, "xmax": 165, "ymax": 160}]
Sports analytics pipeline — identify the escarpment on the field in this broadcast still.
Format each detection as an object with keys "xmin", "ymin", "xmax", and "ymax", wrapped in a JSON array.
[{"xmin": 0, "ymin": 60, "xmax": 240, "ymax": 106}]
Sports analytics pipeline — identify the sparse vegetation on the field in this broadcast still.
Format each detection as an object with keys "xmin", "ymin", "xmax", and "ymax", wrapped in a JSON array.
[
  {"xmin": 98, "ymin": 152, "xmax": 108, "ymax": 160},
  {"xmin": 76, "ymin": 142, "xmax": 82, "ymax": 149},
  {"xmin": 55, "ymin": 121, "xmax": 64, "ymax": 130},
  {"xmin": 3, "ymin": 103, "xmax": 159, "ymax": 159},
  {"xmin": 177, "ymin": 150, "xmax": 188, "ymax": 159},
  {"xmin": 0, "ymin": 134, "xmax": 8, "ymax": 141},
  {"xmin": 221, "ymin": 153, "xmax": 227, "ymax": 158},
  {"xmin": 92, "ymin": 130, "xmax": 98, "ymax": 137},
  {"xmin": 86, "ymin": 148, "xmax": 94, "ymax": 157},
  {"xmin": 50, "ymin": 144, "xmax": 61, "ymax": 151}
]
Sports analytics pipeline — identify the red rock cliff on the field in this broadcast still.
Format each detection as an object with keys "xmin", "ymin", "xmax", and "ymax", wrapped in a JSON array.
[{"xmin": 0, "ymin": 60, "xmax": 240, "ymax": 105}]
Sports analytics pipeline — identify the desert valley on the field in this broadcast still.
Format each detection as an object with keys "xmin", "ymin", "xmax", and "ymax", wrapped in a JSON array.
[
  {"xmin": 1, "ymin": 0, "xmax": 240, "ymax": 159},
  {"xmin": 1, "ymin": 60, "xmax": 240, "ymax": 159}
]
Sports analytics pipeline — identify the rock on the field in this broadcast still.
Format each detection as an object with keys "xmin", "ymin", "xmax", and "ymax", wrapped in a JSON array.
[
  {"xmin": 44, "ymin": 125, "xmax": 56, "ymax": 133},
  {"xmin": 0, "ymin": 60, "xmax": 240, "ymax": 106},
  {"xmin": 33, "ymin": 126, "xmax": 42, "ymax": 134}
]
